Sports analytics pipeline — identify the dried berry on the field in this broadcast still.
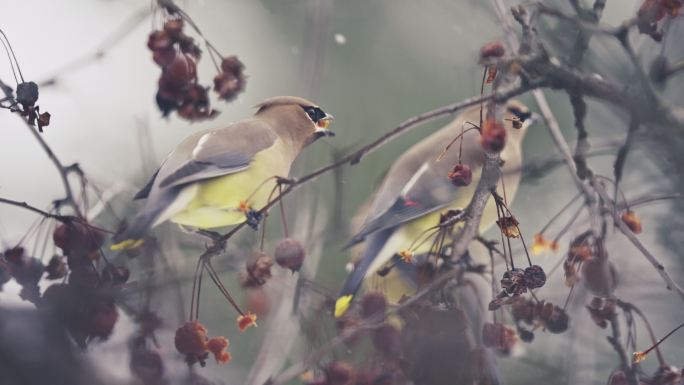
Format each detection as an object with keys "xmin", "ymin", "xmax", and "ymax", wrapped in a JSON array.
[
  {"xmin": 213, "ymin": 56, "xmax": 246, "ymax": 102},
  {"xmin": 206, "ymin": 337, "xmax": 231, "ymax": 363},
  {"xmin": 480, "ymin": 41, "xmax": 506, "ymax": 61},
  {"xmin": 448, "ymin": 163, "xmax": 472, "ymax": 186},
  {"xmin": 496, "ymin": 216, "xmax": 520, "ymax": 238},
  {"xmin": 480, "ymin": 117, "xmax": 506, "ymax": 152},
  {"xmin": 482, "ymin": 322, "xmax": 517, "ymax": 352},
  {"xmin": 162, "ymin": 53, "xmax": 197, "ymax": 88},
  {"xmin": 163, "ymin": 19, "xmax": 184, "ymax": 38},
  {"xmin": 175, "ymin": 321, "xmax": 209, "ymax": 365},
  {"xmin": 147, "ymin": 31, "xmax": 173, "ymax": 52},
  {"xmin": 239, "ymin": 251, "xmax": 273, "ymax": 288},
  {"xmin": 541, "ymin": 305, "xmax": 569, "ymax": 334},
  {"xmin": 501, "ymin": 268, "xmax": 526, "ymax": 295},
  {"xmin": 53, "ymin": 220, "xmax": 105, "ymax": 255},
  {"xmin": 621, "ymin": 210, "xmax": 643, "ymax": 234},
  {"xmin": 523, "ymin": 265, "xmax": 546, "ymax": 289},
  {"xmin": 237, "ymin": 311, "xmax": 257, "ymax": 331},
  {"xmin": 16, "ymin": 81, "xmax": 39, "ymax": 107},
  {"xmin": 274, "ymin": 238, "xmax": 306, "ymax": 272},
  {"xmin": 586, "ymin": 297, "xmax": 616, "ymax": 329},
  {"xmin": 360, "ymin": 291, "xmax": 387, "ymax": 318},
  {"xmin": 45, "ymin": 255, "xmax": 68, "ymax": 280}
]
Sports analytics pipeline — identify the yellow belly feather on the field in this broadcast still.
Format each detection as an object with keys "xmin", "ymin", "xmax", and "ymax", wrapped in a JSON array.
[{"xmin": 169, "ymin": 140, "xmax": 292, "ymax": 228}]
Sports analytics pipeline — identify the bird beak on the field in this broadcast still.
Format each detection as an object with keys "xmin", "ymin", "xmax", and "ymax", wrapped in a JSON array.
[{"xmin": 315, "ymin": 114, "xmax": 335, "ymax": 137}]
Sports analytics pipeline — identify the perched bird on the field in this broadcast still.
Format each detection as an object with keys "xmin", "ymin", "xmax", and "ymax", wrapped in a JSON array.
[
  {"xmin": 112, "ymin": 96, "xmax": 334, "ymax": 249},
  {"xmin": 335, "ymin": 100, "xmax": 532, "ymax": 317}
]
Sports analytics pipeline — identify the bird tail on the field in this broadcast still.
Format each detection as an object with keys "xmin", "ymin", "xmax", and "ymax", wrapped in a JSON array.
[
  {"xmin": 335, "ymin": 228, "xmax": 394, "ymax": 317},
  {"xmin": 111, "ymin": 188, "xmax": 180, "ymax": 250}
]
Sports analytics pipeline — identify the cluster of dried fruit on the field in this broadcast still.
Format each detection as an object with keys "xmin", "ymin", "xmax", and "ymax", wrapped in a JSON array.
[
  {"xmin": 1, "ymin": 218, "xmax": 128, "ymax": 348},
  {"xmin": 608, "ymin": 365, "xmax": 683, "ymax": 385},
  {"xmin": 239, "ymin": 238, "xmax": 306, "ymax": 289},
  {"xmin": 174, "ymin": 321, "xmax": 231, "ymax": 366},
  {"xmin": 488, "ymin": 265, "xmax": 546, "ymax": 310},
  {"xmin": 510, "ymin": 297, "xmax": 570, "ymax": 340},
  {"xmin": 147, "ymin": 17, "xmax": 245, "ymax": 121},
  {"xmin": 12, "ymin": 81, "xmax": 51, "ymax": 132},
  {"xmin": 482, "ymin": 322, "xmax": 518, "ymax": 353}
]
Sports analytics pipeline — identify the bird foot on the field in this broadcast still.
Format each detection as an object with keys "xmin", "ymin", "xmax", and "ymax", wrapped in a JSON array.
[
  {"xmin": 276, "ymin": 176, "xmax": 297, "ymax": 185},
  {"xmin": 245, "ymin": 209, "xmax": 263, "ymax": 230}
]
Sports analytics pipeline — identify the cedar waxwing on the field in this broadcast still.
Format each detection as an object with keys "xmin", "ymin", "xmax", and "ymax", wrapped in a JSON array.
[
  {"xmin": 112, "ymin": 96, "xmax": 334, "ymax": 249},
  {"xmin": 335, "ymin": 100, "xmax": 532, "ymax": 317}
]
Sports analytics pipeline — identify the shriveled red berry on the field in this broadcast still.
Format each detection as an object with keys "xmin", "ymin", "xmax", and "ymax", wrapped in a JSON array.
[
  {"xmin": 206, "ymin": 337, "xmax": 231, "ymax": 363},
  {"xmin": 147, "ymin": 31, "xmax": 173, "ymax": 51},
  {"xmin": 447, "ymin": 163, "xmax": 472, "ymax": 186},
  {"xmin": 45, "ymin": 255, "xmax": 68, "ymax": 280},
  {"xmin": 162, "ymin": 53, "xmax": 197, "ymax": 87},
  {"xmin": 523, "ymin": 265, "xmax": 546, "ymax": 289},
  {"xmin": 175, "ymin": 321, "xmax": 208, "ymax": 357},
  {"xmin": 274, "ymin": 238, "xmax": 306, "ymax": 272},
  {"xmin": 163, "ymin": 19, "xmax": 184, "ymax": 38},
  {"xmin": 360, "ymin": 291, "xmax": 387, "ymax": 318},
  {"xmin": 480, "ymin": 41, "xmax": 505, "ymax": 60},
  {"xmin": 53, "ymin": 221, "xmax": 105, "ymax": 255},
  {"xmin": 482, "ymin": 322, "xmax": 517, "ymax": 351},
  {"xmin": 480, "ymin": 117, "xmax": 507, "ymax": 152}
]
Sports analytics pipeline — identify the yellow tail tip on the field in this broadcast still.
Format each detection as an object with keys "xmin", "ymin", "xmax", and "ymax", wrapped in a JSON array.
[
  {"xmin": 110, "ymin": 239, "xmax": 144, "ymax": 251},
  {"xmin": 334, "ymin": 295, "xmax": 353, "ymax": 318}
]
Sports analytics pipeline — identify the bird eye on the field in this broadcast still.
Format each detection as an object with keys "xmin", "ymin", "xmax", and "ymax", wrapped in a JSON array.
[
  {"xmin": 303, "ymin": 106, "xmax": 324, "ymax": 122},
  {"xmin": 508, "ymin": 106, "xmax": 531, "ymax": 122}
]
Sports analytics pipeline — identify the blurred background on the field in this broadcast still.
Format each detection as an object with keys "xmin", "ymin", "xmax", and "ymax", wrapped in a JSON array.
[{"xmin": 1, "ymin": 0, "xmax": 683, "ymax": 384}]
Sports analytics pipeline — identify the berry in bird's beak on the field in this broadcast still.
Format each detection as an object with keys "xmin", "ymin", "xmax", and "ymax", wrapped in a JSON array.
[{"xmin": 315, "ymin": 114, "xmax": 335, "ymax": 136}]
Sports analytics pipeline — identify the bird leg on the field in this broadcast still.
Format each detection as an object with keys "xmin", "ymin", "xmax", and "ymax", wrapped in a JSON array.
[{"xmin": 275, "ymin": 176, "xmax": 297, "ymax": 186}]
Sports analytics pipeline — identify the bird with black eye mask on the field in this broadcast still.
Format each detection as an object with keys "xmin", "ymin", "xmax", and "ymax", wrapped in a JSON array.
[{"xmin": 112, "ymin": 96, "xmax": 334, "ymax": 249}]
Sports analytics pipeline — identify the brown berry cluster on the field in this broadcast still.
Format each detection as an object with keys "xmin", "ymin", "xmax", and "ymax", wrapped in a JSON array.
[
  {"xmin": 174, "ymin": 321, "xmax": 231, "ymax": 366},
  {"xmin": 147, "ymin": 18, "xmax": 246, "ymax": 121},
  {"xmin": 488, "ymin": 265, "xmax": 546, "ymax": 310},
  {"xmin": 482, "ymin": 322, "xmax": 517, "ymax": 354},
  {"xmin": 448, "ymin": 163, "xmax": 472, "ymax": 186},
  {"xmin": 1, "ymin": 246, "xmax": 44, "ymax": 302},
  {"xmin": 35, "ymin": 219, "xmax": 130, "ymax": 347},
  {"xmin": 510, "ymin": 297, "xmax": 569, "ymax": 340}
]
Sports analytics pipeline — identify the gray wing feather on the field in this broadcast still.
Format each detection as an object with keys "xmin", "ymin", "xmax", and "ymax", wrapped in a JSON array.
[
  {"xmin": 133, "ymin": 168, "xmax": 160, "ymax": 200},
  {"xmin": 155, "ymin": 119, "xmax": 277, "ymax": 189}
]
